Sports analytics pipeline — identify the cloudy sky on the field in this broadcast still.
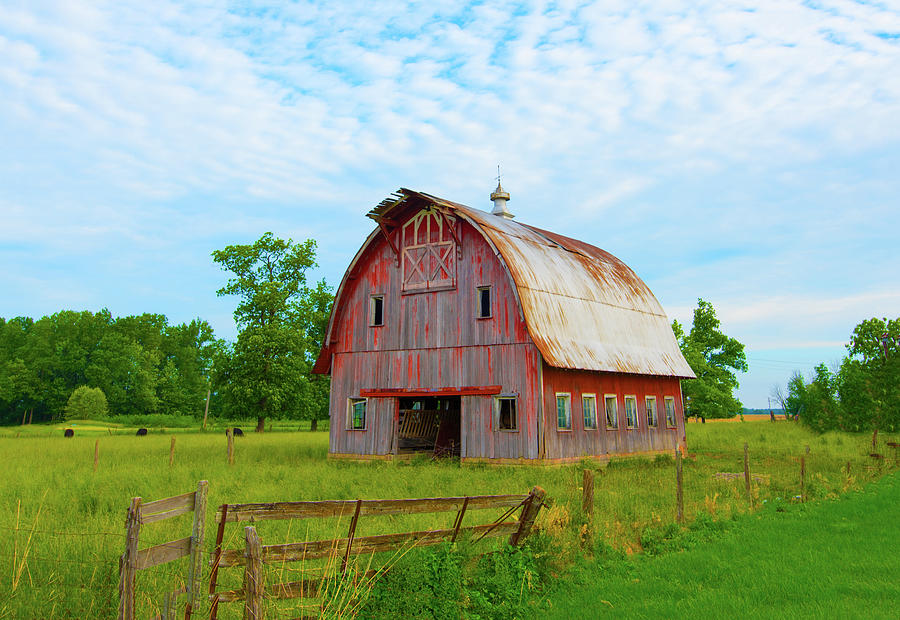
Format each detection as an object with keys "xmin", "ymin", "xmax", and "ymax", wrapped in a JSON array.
[{"xmin": 2, "ymin": 0, "xmax": 898, "ymax": 407}]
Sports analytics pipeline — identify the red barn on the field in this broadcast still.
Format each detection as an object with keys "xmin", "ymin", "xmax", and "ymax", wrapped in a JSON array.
[{"xmin": 313, "ymin": 187, "xmax": 695, "ymax": 463}]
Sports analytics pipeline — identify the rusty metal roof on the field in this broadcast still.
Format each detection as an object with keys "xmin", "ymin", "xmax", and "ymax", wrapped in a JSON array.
[{"xmin": 320, "ymin": 188, "xmax": 695, "ymax": 378}]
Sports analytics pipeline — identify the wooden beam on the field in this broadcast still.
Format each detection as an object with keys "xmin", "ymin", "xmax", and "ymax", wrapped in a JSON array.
[
  {"xmin": 140, "ymin": 492, "xmax": 195, "ymax": 519},
  {"xmin": 136, "ymin": 536, "xmax": 192, "ymax": 570},
  {"xmin": 216, "ymin": 521, "xmax": 521, "ymax": 567},
  {"xmin": 376, "ymin": 220, "xmax": 401, "ymax": 266},
  {"xmin": 214, "ymin": 493, "xmax": 527, "ymax": 524},
  {"xmin": 359, "ymin": 385, "xmax": 502, "ymax": 398}
]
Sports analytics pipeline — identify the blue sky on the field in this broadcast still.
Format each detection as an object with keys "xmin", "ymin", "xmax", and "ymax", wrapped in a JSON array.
[{"xmin": 2, "ymin": 1, "xmax": 898, "ymax": 407}]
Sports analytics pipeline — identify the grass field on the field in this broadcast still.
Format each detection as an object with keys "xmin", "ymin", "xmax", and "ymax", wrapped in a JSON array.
[
  {"xmin": 536, "ymin": 470, "xmax": 900, "ymax": 619},
  {"xmin": 1, "ymin": 420, "xmax": 896, "ymax": 618}
]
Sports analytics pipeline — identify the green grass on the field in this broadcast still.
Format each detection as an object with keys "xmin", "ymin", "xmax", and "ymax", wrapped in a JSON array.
[
  {"xmin": 535, "ymin": 470, "xmax": 900, "ymax": 619},
  {"xmin": 0, "ymin": 421, "xmax": 896, "ymax": 618}
]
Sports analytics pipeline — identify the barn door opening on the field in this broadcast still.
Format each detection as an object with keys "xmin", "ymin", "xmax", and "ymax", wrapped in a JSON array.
[{"xmin": 397, "ymin": 396, "xmax": 461, "ymax": 458}]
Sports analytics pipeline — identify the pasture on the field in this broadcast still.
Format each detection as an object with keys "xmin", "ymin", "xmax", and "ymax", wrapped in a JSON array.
[{"xmin": 1, "ymin": 421, "xmax": 895, "ymax": 618}]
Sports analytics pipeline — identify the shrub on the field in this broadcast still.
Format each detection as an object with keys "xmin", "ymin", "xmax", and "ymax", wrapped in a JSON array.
[{"xmin": 64, "ymin": 386, "xmax": 108, "ymax": 420}]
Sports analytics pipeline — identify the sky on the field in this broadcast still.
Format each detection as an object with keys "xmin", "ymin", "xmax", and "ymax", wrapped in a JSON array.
[{"xmin": 1, "ymin": 1, "xmax": 899, "ymax": 408}]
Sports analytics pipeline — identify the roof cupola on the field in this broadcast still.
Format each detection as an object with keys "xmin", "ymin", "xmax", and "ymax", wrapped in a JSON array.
[{"xmin": 490, "ymin": 167, "xmax": 513, "ymax": 219}]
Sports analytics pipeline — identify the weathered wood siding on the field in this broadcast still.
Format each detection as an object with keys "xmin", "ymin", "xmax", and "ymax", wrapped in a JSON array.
[
  {"xmin": 540, "ymin": 363, "xmax": 686, "ymax": 459},
  {"xmin": 327, "ymin": 216, "xmax": 543, "ymax": 459}
]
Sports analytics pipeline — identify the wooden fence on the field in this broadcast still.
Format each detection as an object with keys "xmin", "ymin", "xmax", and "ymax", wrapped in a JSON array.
[
  {"xmin": 207, "ymin": 486, "xmax": 546, "ymax": 619},
  {"xmin": 118, "ymin": 480, "xmax": 209, "ymax": 620}
]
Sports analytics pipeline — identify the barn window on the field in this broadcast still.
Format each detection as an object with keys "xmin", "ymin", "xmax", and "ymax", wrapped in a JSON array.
[
  {"xmin": 604, "ymin": 395, "xmax": 618, "ymax": 429},
  {"xmin": 556, "ymin": 393, "xmax": 572, "ymax": 430},
  {"xmin": 646, "ymin": 396, "xmax": 658, "ymax": 427},
  {"xmin": 624, "ymin": 396, "xmax": 638, "ymax": 428},
  {"xmin": 664, "ymin": 397, "xmax": 677, "ymax": 427},
  {"xmin": 348, "ymin": 398, "xmax": 367, "ymax": 430},
  {"xmin": 369, "ymin": 295, "xmax": 384, "ymax": 326},
  {"xmin": 494, "ymin": 395, "xmax": 518, "ymax": 431},
  {"xmin": 401, "ymin": 209, "xmax": 457, "ymax": 293},
  {"xmin": 582, "ymin": 394, "xmax": 597, "ymax": 430},
  {"xmin": 477, "ymin": 286, "xmax": 492, "ymax": 318}
]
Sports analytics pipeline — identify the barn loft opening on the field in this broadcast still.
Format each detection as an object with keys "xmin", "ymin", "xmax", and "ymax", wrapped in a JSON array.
[{"xmin": 397, "ymin": 396, "xmax": 461, "ymax": 458}]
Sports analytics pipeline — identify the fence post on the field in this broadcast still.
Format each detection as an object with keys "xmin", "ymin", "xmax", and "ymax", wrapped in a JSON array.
[
  {"xmin": 119, "ymin": 496, "xmax": 142, "ymax": 620},
  {"xmin": 243, "ymin": 526, "xmax": 264, "ymax": 620},
  {"xmin": 342, "ymin": 499, "xmax": 363, "ymax": 574},
  {"xmin": 227, "ymin": 429, "xmax": 234, "ymax": 466},
  {"xmin": 184, "ymin": 480, "xmax": 208, "ymax": 619},
  {"xmin": 163, "ymin": 589, "xmax": 177, "ymax": 620},
  {"xmin": 675, "ymin": 446, "xmax": 684, "ymax": 523},
  {"xmin": 94, "ymin": 439, "xmax": 100, "ymax": 473},
  {"xmin": 743, "ymin": 443, "xmax": 752, "ymax": 509},
  {"xmin": 582, "ymin": 469, "xmax": 594, "ymax": 548},
  {"xmin": 510, "ymin": 486, "xmax": 546, "ymax": 546},
  {"xmin": 800, "ymin": 455, "xmax": 806, "ymax": 502},
  {"xmin": 169, "ymin": 437, "xmax": 176, "ymax": 467}
]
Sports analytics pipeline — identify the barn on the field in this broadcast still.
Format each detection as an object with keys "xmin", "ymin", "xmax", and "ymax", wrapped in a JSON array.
[{"xmin": 312, "ymin": 186, "xmax": 695, "ymax": 463}]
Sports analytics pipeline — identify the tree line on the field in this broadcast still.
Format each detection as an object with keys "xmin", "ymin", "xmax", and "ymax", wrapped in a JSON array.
[
  {"xmin": 0, "ymin": 310, "xmax": 217, "ymax": 424},
  {"xmin": 0, "ymin": 233, "xmax": 334, "ymax": 428},
  {"xmin": 772, "ymin": 317, "xmax": 900, "ymax": 433}
]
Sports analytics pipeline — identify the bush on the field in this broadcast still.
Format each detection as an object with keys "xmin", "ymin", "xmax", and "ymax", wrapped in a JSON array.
[{"xmin": 64, "ymin": 386, "xmax": 108, "ymax": 420}]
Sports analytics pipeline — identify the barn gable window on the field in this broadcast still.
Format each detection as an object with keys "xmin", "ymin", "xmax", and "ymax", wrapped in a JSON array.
[
  {"xmin": 348, "ymin": 398, "xmax": 367, "ymax": 430},
  {"xmin": 582, "ymin": 394, "xmax": 597, "ymax": 430},
  {"xmin": 646, "ymin": 396, "xmax": 658, "ymax": 427},
  {"xmin": 664, "ymin": 397, "xmax": 677, "ymax": 427},
  {"xmin": 624, "ymin": 396, "xmax": 638, "ymax": 429},
  {"xmin": 369, "ymin": 295, "xmax": 384, "ymax": 326},
  {"xmin": 605, "ymin": 395, "xmax": 618, "ymax": 429},
  {"xmin": 556, "ymin": 393, "xmax": 572, "ymax": 430},
  {"xmin": 493, "ymin": 395, "xmax": 518, "ymax": 431},
  {"xmin": 401, "ymin": 209, "xmax": 457, "ymax": 293},
  {"xmin": 477, "ymin": 286, "xmax": 492, "ymax": 319}
]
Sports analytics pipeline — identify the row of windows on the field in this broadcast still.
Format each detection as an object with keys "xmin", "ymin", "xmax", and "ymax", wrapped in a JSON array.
[
  {"xmin": 555, "ymin": 393, "xmax": 677, "ymax": 431},
  {"xmin": 368, "ymin": 286, "xmax": 493, "ymax": 327},
  {"xmin": 345, "ymin": 394, "xmax": 677, "ymax": 432}
]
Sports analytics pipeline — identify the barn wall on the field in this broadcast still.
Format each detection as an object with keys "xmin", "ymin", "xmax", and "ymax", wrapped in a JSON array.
[
  {"xmin": 329, "ymin": 345, "xmax": 542, "ymax": 459},
  {"xmin": 328, "ymin": 217, "xmax": 542, "ymax": 459},
  {"xmin": 540, "ymin": 364, "xmax": 686, "ymax": 459}
]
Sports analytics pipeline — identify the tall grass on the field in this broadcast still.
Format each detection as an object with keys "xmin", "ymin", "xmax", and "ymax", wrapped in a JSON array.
[{"xmin": 0, "ymin": 421, "xmax": 895, "ymax": 618}]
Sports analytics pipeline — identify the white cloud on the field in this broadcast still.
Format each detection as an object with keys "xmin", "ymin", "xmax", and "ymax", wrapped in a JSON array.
[{"xmin": 1, "ymin": 0, "xmax": 898, "ymax": 406}]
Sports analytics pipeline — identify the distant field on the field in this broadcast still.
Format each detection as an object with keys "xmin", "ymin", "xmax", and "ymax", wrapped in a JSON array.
[{"xmin": 1, "ymin": 421, "xmax": 895, "ymax": 618}]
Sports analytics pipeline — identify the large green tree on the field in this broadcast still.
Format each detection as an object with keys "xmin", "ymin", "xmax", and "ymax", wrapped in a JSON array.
[
  {"xmin": 673, "ymin": 299, "xmax": 748, "ymax": 419},
  {"xmin": 212, "ymin": 232, "xmax": 332, "ymax": 432}
]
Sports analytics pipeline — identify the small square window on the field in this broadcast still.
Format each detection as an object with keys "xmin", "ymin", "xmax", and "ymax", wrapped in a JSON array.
[
  {"xmin": 348, "ymin": 398, "xmax": 367, "ymax": 430},
  {"xmin": 495, "ymin": 395, "xmax": 518, "ymax": 431},
  {"xmin": 624, "ymin": 396, "xmax": 638, "ymax": 428},
  {"xmin": 369, "ymin": 295, "xmax": 384, "ymax": 326},
  {"xmin": 556, "ymin": 394, "xmax": 572, "ymax": 430},
  {"xmin": 582, "ymin": 394, "xmax": 597, "ymax": 430},
  {"xmin": 664, "ymin": 397, "xmax": 677, "ymax": 427},
  {"xmin": 604, "ymin": 395, "xmax": 618, "ymax": 429},
  {"xmin": 477, "ymin": 286, "xmax": 492, "ymax": 318},
  {"xmin": 646, "ymin": 396, "xmax": 658, "ymax": 427}
]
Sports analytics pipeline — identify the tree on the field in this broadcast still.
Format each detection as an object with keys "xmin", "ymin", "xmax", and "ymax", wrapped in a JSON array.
[
  {"xmin": 840, "ymin": 317, "xmax": 900, "ymax": 435},
  {"xmin": 212, "ymin": 232, "xmax": 333, "ymax": 432},
  {"xmin": 64, "ymin": 386, "xmax": 109, "ymax": 420},
  {"xmin": 673, "ymin": 299, "xmax": 748, "ymax": 419}
]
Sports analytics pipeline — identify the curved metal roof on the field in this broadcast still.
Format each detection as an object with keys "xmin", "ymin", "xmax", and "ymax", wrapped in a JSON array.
[{"xmin": 316, "ymin": 189, "xmax": 694, "ymax": 379}]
